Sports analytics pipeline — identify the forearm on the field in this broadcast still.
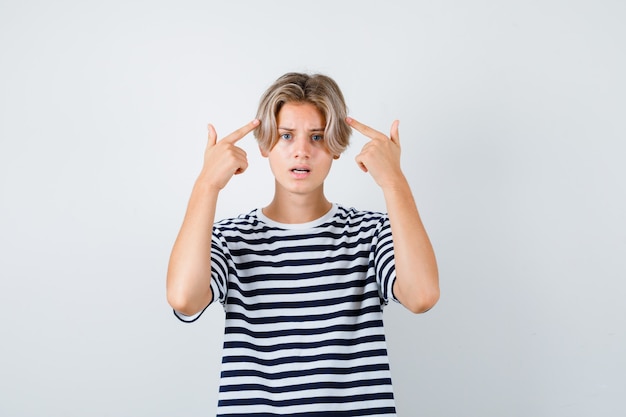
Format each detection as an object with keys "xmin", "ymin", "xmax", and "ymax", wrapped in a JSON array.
[
  {"xmin": 166, "ymin": 120, "xmax": 256, "ymax": 314},
  {"xmin": 166, "ymin": 176, "xmax": 220, "ymax": 315},
  {"xmin": 383, "ymin": 175, "xmax": 439, "ymax": 313}
]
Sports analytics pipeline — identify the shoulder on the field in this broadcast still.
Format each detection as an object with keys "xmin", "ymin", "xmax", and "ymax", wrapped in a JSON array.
[
  {"xmin": 214, "ymin": 209, "xmax": 270, "ymax": 235},
  {"xmin": 330, "ymin": 205, "xmax": 389, "ymax": 234},
  {"xmin": 333, "ymin": 204, "xmax": 388, "ymax": 224}
]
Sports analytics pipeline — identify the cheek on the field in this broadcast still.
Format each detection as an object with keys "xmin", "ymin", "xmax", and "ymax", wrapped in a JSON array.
[
  {"xmin": 318, "ymin": 155, "xmax": 334, "ymax": 171},
  {"xmin": 267, "ymin": 157, "xmax": 280, "ymax": 178},
  {"xmin": 267, "ymin": 150, "xmax": 288, "ymax": 172},
  {"xmin": 271, "ymin": 141, "xmax": 291, "ymax": 154},
  {"xmin": 316, "ymin": 148, "xmax": 334, "ymax": 163}
]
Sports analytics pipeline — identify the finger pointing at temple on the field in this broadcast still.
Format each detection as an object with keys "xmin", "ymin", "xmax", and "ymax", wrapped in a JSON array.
[{"xmin": 221, "ymin": 119, "xmax": 261, "ymax": 144}]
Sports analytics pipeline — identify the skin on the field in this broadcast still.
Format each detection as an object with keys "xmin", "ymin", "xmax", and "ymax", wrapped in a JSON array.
[
  {"xmin": 260, "ymin": 102, "xmax": 337, "ymax": 224},
  {"xmin": 166, "ymin": 102, "xmax": 439, "ymax": 316},
  {"xmin": 166, "ymin": 119, "xmax": 259, "ymax": 316},
  {"xmin": 347, "ymin": 116, "xmax": 439, "ymax": 313}
]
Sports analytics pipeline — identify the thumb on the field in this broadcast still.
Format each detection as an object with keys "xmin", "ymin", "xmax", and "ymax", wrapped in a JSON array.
[
  {"xmin": 390, "ymin": 120, "xmax": 400, "ymax": 145},
  {"xmin": 207, "ymin": 123, "xmax": 217, "ymax": 146}
]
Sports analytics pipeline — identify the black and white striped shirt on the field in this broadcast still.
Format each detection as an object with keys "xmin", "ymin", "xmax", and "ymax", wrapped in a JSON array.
[{"xmin": 176, "ymin": 204, "xmax": 400, "ymax": 416}]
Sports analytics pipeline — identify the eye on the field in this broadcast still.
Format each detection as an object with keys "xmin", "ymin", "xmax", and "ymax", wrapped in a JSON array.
[
  {"xmin": 280, "ymin": 133, "xmax": 292, "ymax": 140},
  {"xmin": 311, "ymin": 134, "xmax": 324, "ymax": 142}
]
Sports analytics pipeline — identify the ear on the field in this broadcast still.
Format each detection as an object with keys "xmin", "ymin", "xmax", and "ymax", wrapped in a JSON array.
[{"xmin": 259, "ymin": 145, "xmax": 269, "ymax": 158}]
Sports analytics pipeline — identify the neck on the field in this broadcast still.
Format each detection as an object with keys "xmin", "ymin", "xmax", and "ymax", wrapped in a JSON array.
[{"xmin": 262, "ymin": 184, "xmax": 332, "ymax": 224}]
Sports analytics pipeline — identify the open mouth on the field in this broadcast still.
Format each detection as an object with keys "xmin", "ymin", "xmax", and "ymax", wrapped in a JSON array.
[{"xmin": 291, "ymin": 169, "xmax": 310, "ymax": 174}]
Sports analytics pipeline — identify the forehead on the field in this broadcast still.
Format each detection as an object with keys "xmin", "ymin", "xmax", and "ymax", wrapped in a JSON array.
[{"xmin": 276, "ymin": 102, "xmax": 325, "ymax": 127}]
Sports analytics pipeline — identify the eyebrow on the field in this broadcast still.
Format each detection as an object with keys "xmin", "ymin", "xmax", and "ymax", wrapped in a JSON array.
[{"xmin": 278, "ymin": 127, "xmax": 325, "ymax": 132}]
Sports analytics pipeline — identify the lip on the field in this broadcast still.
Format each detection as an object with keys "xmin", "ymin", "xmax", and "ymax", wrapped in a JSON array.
[{"xmin": 290, "ymin": 166, "xmax": 311, "ymax": 179}]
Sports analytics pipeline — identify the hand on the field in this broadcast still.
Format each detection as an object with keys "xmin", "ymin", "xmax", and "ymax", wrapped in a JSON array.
[
  {"xmin": 347, "ymin": 117, "xmax": 404, "ymax": 189},
  {"xmin": 199, "ymin": 119, "xmax": 260, "ymax": 190}
]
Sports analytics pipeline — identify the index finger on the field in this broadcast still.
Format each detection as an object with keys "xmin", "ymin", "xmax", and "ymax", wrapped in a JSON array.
[
  {"xmin": 221, "ymin": 119, "xmax": 260, "ymax": 144},
  {"xmin": 345, "ymin": 117, "xmax": 385, "ymax": 140}
]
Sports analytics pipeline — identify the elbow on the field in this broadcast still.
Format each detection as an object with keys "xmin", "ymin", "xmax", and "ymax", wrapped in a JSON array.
[
  {"xmin": 167, "ymin": 291, "xmax": 191, "ymax": 315},
  {"xmin": 167, "ymin": 291, "xmax": 207, "ymax": 317},
  {"xmin": 166, "ymin": 276, "xmax": 211, "ymax": 317},
  {"xmin": 395, "ymin": 277, "xmax": 440, "ymax": 314},
  {"xmin": 405, "ymin": 288, "xmax": 440, "ymax": 314}
]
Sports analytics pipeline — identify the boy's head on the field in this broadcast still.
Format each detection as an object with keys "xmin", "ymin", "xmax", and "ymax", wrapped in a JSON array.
[{"xmin": 254, "ymin": 72, "xmax": 351, "ymax": 156}]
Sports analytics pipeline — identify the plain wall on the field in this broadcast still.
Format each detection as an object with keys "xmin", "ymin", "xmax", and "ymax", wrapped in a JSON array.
[{"xmin": 1, "ymin": 1, "xmax": 624, "ymax": 416}]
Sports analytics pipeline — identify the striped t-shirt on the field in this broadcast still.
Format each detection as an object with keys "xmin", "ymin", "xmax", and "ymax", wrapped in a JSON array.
[{"xmin": 175, "ymin": 203, "xmax": 400, "ymax": 416}]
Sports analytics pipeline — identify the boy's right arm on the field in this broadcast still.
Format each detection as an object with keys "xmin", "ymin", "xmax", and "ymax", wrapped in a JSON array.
[{"xmin": 166, "ymin": 120, "xmax": 260, "ymax": 316}]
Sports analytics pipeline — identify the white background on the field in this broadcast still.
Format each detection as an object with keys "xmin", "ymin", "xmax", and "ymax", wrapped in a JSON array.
[{"xmin": 1, "ymin": 1, "xmax": 625, "ymax": 416}]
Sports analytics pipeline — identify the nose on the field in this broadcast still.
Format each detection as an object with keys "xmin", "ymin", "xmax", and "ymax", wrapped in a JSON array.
[{"xmin": 293, "ymin": 136, "xmax": 311, "ymax": 158}]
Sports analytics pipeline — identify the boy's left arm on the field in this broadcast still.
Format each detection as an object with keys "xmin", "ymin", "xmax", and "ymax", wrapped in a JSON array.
[{"xmin": 347, "ymin": 117, "xmax": 440, "ymax": 313}]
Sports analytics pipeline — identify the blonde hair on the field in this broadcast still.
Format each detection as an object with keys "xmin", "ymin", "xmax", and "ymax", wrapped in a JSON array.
[{"xmin": 254, "ymin": 72, "xmax": 351, "ymax": 156}]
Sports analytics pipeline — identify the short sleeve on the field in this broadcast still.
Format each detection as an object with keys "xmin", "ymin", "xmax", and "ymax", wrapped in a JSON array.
[
  {"xmin": 209, "ymin": 227, "xmax": 230, "ymax": 305},
  {"xmin": 172, "ymin": 225, "xmax": 230, "ymax": 322},
  {"xmin": 374, "ymin": 216, "xmax": 399, "ymax": 305}
]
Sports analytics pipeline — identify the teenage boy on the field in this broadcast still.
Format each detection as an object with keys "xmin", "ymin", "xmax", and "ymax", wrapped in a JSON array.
[{"xmin": 167, "ymin": 72, "xmax": 439, "ymax": 416}]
